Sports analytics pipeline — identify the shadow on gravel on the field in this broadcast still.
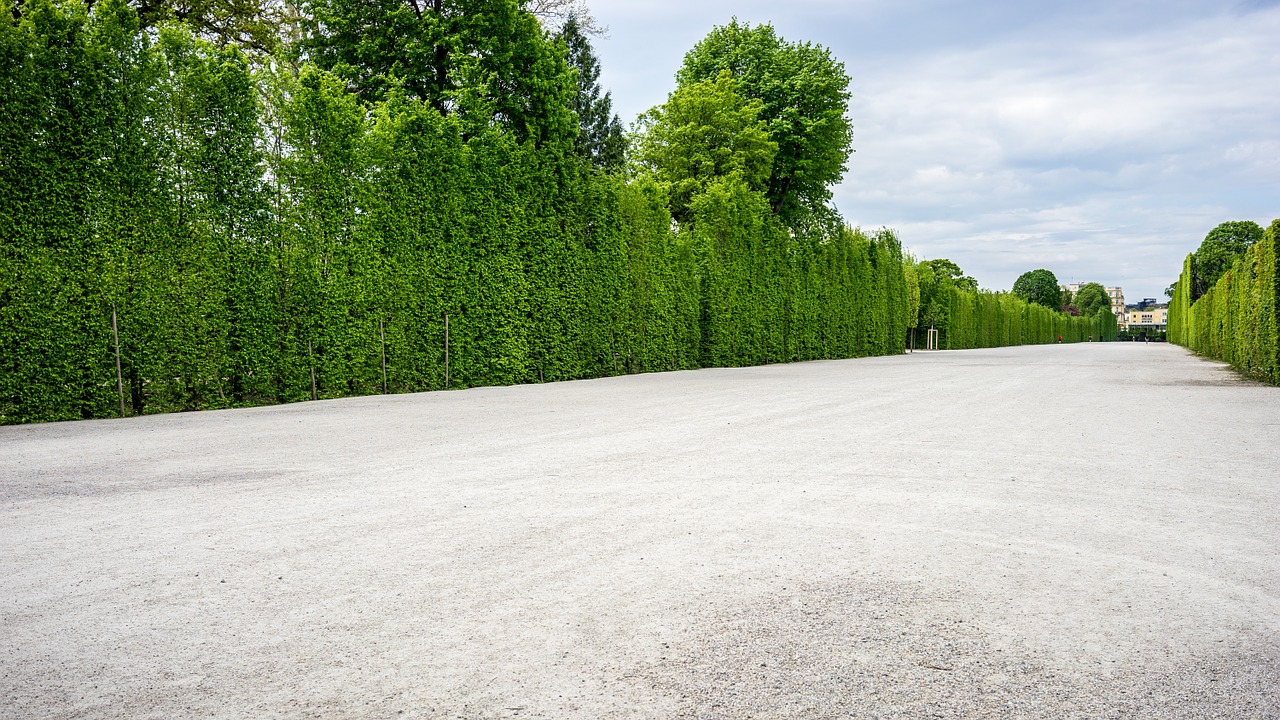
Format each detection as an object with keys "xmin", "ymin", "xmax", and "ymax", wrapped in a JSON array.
[
  {"xmin": 1152, "ymin": 370, "xmax": 1272, "ymax": 388},
  {"xmin": 628, "ymin": 576, "xmax": 1279, "ymax": 719}
]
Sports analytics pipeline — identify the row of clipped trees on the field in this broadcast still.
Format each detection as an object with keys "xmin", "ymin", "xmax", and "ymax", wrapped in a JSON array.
[
  {"xmin": 1, "ymin": 0, "xmax": 1112, "ymax": 425},
  {"xmin": 912, "ymin": 287, "xmax": 1116, "ymax": 350},
  {"xmin": 906, "ymin": 260, "xmax": 1116, "ymax": 350},
  {"xmin": 1168, "ymin": 220, "xmax": 1280, "ymax": 383}
]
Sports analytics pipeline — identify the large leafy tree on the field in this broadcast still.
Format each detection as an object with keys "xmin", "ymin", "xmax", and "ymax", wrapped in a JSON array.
[
  {"xmin": 630, "ymin": 70, "xmax": 776, "ymax": 224},
  {"xmin": 557, "ymin": 13, "xmax": 623, "ymax": 170},
  {"xmin": 301, "ymin": 0, "xmax": 575, "ymax": 146},
  {"xmin": 1192, "ymin": 220, "xmax": 1264, "ymax": 298},
  {"xmin": 913, "ymin": 258, "xmax": 974, "ymax": 331},
  {"xmin": 1074, "ymin": 282, "xmax": 1110, "ymax": 316},
  {"xmin": 920, "ymin": 258, "xmax": 977, "ymax": 292},
  {"xmin": 1012, "ymin": 268, "xmax": 1060, "ymax": 309},
  {"xmin": 675, "ymin": 19, "xmax": 852, "ymax": 231}
]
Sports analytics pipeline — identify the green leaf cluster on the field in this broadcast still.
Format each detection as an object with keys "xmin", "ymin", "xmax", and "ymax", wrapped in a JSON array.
[
  {"xmin": 11, "ymin": 0, "xmax": 289, "ymax": 54},
  {"xmin": 302, "ymin": 0, "xmax": 577, "ymax": 147},
  {"xmin": 630, "ymin": 71, "xmax": 777, "ymax": 225},
  {"xmin": 1190, "ymin": 220, "xmax": 1265, "ymax": 300}
]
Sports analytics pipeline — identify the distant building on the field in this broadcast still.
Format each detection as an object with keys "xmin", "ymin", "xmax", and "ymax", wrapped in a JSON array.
[
  {"xmin": 1061, "ymin": 282, "xmax": 1126, "ymax": 327},
  {"xmin": 1126, "ymin": 304, "xmax": 1168, "ymax": 331},
  {"xmin": 1108, "ymin": 286, "xmax": 1125, "ymax": 328}
]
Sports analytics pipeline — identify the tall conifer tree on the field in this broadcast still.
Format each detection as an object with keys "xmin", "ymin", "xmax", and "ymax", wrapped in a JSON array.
[{"xmin": 558, "ymin": 13, "xmax": 623, "ymax": 170}]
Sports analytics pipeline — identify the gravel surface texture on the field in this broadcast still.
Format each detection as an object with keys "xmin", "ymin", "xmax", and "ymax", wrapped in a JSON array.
[{"xmin": 1, "ymin": 342, "xmax": 1278, "ymax": 718}]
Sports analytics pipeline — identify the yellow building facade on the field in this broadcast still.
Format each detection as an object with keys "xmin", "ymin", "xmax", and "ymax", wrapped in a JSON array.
[{"xmin": 1126, "ymin": 307, "xmax": 1168, "ymax": 330}]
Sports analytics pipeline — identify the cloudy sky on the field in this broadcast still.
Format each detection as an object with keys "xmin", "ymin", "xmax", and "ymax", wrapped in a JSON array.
[{"xmin": 586, "ymin": 0, "xmax": 1280, "ymax": 302}]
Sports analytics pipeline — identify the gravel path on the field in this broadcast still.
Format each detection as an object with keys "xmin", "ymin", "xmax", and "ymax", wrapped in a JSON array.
[{"xmin": 2, "ymin": 343, "xmax": 1278, "ymax": 718}]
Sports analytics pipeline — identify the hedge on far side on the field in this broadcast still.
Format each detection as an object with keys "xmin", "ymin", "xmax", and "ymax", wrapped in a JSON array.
[
  {"xmin": 1168, "ymin": 219, "xmax": 1279, "ymax": 384},
  {"xmin": 910, "ymin": 285, "xmax": 1117, "ymax": 350}
]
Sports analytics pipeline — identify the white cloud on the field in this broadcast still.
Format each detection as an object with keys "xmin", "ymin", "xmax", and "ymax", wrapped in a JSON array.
[{"xmin": 836, "ymin": 5, "xmax": 1280, "ymax": 297}]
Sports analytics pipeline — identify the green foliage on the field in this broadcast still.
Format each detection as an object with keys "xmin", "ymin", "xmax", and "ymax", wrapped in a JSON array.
[
  {"xmin": 1074, "ymin": 282, "xmax": 1110, "ymax": 316},
  {"xmin": 912, "ymin": 286, "xmax": 1116, "ymax": 350},
  {"xmin": 3, "ymin": 0, "xmax": 105, "ymax": 421},
  {"xmin": 675, "ymin": 19, "xmax": 852, "ymax": 230},
  {"xmin": 11, "ymin": 0, "xmax": 288, "ymax": 54},
  {"xmin": 558, "ymin": 13, "xmax": 623, "ymax": 170},
  {"xmin": 909, "ymin": 260, "xmax": 1113, "ymax": 348},
  {"xmin": 913, "ymin": 257, "xmax": 978, "ymax": 332},
  {"xmin": 631, "ymin": 71, "xmax": 777, "ymax": 224},
  {"xmin": 1012, "ymin": 268, "xmax": 1061, "ymax": 308},
  {"xmin": 903, "ymin": 260, "xmax": 921, "ymax": 330},
  {"xmin": 1169, "ymin": 220, "xmax": 1279, "ymax": 384},
  {"xmin": 1191, "ymin": 220, "xmax": 1264, "ymax": 300},
  {"xmin": 302, "ymin": 0, "xmax": 576, "ymax": 147},
  {"xmin": 920, "ymin": 258, "xmax": 977, "ymax": 293},
  {"xmin": 1, "ymin": 4, "xmax": 1114, "ymax": 424}
]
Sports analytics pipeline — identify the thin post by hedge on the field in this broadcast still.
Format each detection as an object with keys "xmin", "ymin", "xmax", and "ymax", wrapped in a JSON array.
[
  {"xmin": 111, "ymin": 305, "xmax": 125, "ymax": 418},
  {"xmin": 379, "ymin": 318, "xmax": 387, "ymax": 394},
  {"xmin": 308, "ymin": 340, "xmax": 318, "ymax": 401}
]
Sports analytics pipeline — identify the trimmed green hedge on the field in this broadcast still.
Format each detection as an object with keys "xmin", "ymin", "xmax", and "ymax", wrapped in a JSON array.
[
  {"xmin": 910, "ymin": 286, "xmax": 1117, "ymax": 349},
  {"xmin": 0, "ymin": 3, "xmax": 907, "ymax": 424},
  {"xmin": 1168, "ymin": 220, "xmax": 1279, "ymax": 383},
  {"xmin": 0, "ymin": 0, "xmax": 1108, "ymax": 424}
]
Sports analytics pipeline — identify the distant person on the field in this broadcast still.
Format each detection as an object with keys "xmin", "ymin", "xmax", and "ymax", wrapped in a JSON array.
[{"xmin": 1057, "ymin": 335, "xmax": 1062, "ymax": 343}]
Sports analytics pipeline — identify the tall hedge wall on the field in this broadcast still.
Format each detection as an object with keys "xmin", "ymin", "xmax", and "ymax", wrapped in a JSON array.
[
  {"xmin": 1168, "ymin": 220, "xmax": 1279, "ymax": 383},
  {"xmin": 909, "ymin": 286, "xmax": 1116, "ymax": 350},
  {"xmin": 0, "ymin": 0, "xmax": 1103, "ymax": 424}
]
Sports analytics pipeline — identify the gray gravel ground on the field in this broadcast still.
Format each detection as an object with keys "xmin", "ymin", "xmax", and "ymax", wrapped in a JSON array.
[{"xmin": 1, "ymin": 342, "xmax": 1278, "ymax": 719}]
